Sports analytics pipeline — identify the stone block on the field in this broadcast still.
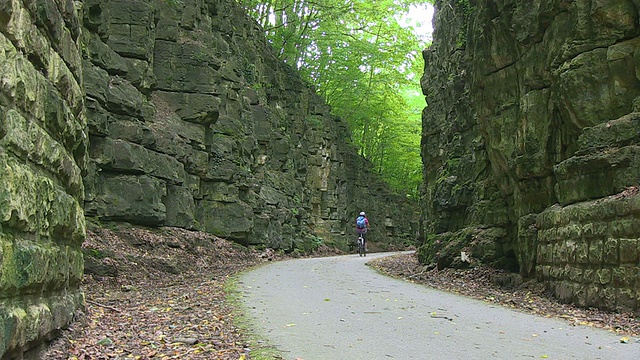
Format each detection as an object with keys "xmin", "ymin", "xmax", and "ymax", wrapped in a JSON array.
[
  {"xmin": 204, "ymin": 157, "xmax": 238, "ymax": 182},
  {"xmin": 560, "ymin": 240, "xmax": 577, "ymax": 263},
  {"xmin": 612, "ymin": 266, "xmax": 637, "ymax": 287},
  {"xmin": 538, "ymin": 265, "xmax": 551, "ymax": 279},
  {"xmin": 153, "ymin": 40, "xmax": 225, "ymax": 95},
  {"xmin": 0, "ymin": 291, "xmax": 83, "ymax": 360},
  {"xmin": 558, "ymin": 48, "xmax": 629, "ymax": 128},
  {"xmin": 573, "ymin": 284, "xmax": 588, "ymax": 308},
  {"xmin": 85, "ymin": 98, "xmax": 111, "ymax": 136},
  {"xmin": 0, "ymin": 36, "xmax": 46, "ymax": 121},
  {"xmin": 577, "ymin": 113, "xmax": 640, "ymax": 154},
  {"xmin": 105, "ymin": 120, "xmax": 153, "ymax": 146},
  {"xmin": 57, "ymin": 26, "xmax": 82, "ymax": 79},
  {"xmin": 0, "ymin": 153, "xmax": 84, "ymax": 242},
  {"xmin": 196, "ymin": 200, "xmax": 253, "ymax": 241},
  {"xmin": 567, "ymin": 266, "xmax": 584, "ymax": 282},
  {"xmin": 48, "ymin": 52, "xmax": 83, "ymax": 116},
  {"xmin": 549, "ymin": 265, "xmax": 562, "ymax": 280},
  {"xmin": 2, "ymin": 109, "xmax": 84, "ymax": 198},
  {"xmin": 603, "ymin": 238, "xmax": 619, "ymax": 265},
  {"xmin": 259, "ymin": 186, "xmax": 288, "ymax": 206},
  {"xmin": 468, "ymin": 199, "xmax": 509, "ymax": 227},
  {"xmin": 0, "ymin": 237, "xmax": 83, "ymax": 293},
  {"xmin": 588, "ymin": 239, "xmax": 604, "ymax": 265},
  {"xmin": 3, "ymin": 2, "xmax": 52, "ymax": 73},
  {"xmin": 85, "ymin": 32, "xmax": 129, "ymax": 75},
  {"xmin": 591, "ymin": 220, "xmax": 610, "ymax": 238},
  {"xmin": 555, "ymin": 146, "xmax": 640, "ymax": 205},
  {"xmin": 164, "ymin": 185, "xmax": 196, "ymax": 229},
  {"xmin": 90, "ymin": 137, "xmax": 186, "ymax": 184},
  {"xmin": 596, "ymin": 268, "xmax": 612, "ymax": 285},
  {"xmin": 199, "ymin": 181, "xmax": 239, "ymax": 203},
  {"xmin": 576, "ymin": 242, "xmax": 589, "ymax": 264},
  {"xmin": 154, "ymin": 91, "xmax": 221, "ymax": 124},
  {"xmin": 583, "ymin": 268, "xmax": 595, "ymax": 283},
  {"xmin": 585, "ymin": 285, "xmax": 603, "ymax": 308},
  {"xmin": 619, "ymin": 238, "xmax": 639, "ymax": 264},
  {"xmin": 44, "ymin": 81, "xmax": 85, "ymax": 153},
  {"xmin": 581, "ymin": 222, "xmax": 594, "ymax": 239},
  {"xmin": 601, "ymin": 286, "xmax": 618, "ymax": 311},
  {"xmin": 106, "ymin": 22, "xmax": 154, "ymax": 60},
  {"xmin": 616, "ymin": 288, "xmax": 638, "ymax": 312},
  {"xmin": 610, "ymin": 218, "xmax": 640, "ymax": 238},
  {"xmin": 86, "ymin": 174, "xmax": 167, "ymax": 226},
  {"xmin": 125, "ymin": 58, "xmax": 156, "ymax": 91},
  {"xmin": 553, "ymin": 281, "xmax": 575, "ymax": 303},
  {"xmin": 536, "ymin": 245, "xmax": 549, "ymax": 264}
]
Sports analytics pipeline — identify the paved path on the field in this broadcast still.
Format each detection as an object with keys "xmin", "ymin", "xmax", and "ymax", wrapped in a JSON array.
[{"xmin": 237, "ymin": 252, "xmax": 639, "ymax": 360}]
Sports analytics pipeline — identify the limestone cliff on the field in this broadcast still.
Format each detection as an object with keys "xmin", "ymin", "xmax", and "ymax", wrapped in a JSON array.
[
  {"xmin": 420, "ymin": 0, "xmax": 640, "ymax": 312},
  {"xmin": 81, "ymin": 0, "xmax": 418, "ymax": 251}
]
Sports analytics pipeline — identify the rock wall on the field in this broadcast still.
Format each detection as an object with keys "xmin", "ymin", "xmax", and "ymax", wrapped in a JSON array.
[
  {"xmin": 420, "ymin": 0, "xmax": 640, "ymax": 312},
  {"xmin": 81, "ymin": 0, "xmax": 418, "ymax": 251},
  {"xmin": 0, "ymin": 0, "xmax": 87, "ymax": 358}
]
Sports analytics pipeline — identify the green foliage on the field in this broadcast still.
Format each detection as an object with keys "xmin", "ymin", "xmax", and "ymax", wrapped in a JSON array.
[
  {"xmin": 239, "ymin": 0, "xmax": 432, "ymax": 197},
  {"xmin": 455, "ymin": 0, "xmax": 474, "ymax": 48},
  {"xmin": 305, "ymin": 116, "xmax": 324, "ymax": 130}
]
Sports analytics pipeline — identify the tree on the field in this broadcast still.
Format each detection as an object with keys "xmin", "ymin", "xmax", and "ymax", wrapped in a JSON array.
[{"xmin": 238, "ymin": 0, "xmax": 431, "ymax": 197}]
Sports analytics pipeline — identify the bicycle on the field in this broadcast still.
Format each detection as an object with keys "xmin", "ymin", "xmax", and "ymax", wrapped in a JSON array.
[{"xmin": 357, "ymin": 234, "xmax": 366, "ymax": 257}]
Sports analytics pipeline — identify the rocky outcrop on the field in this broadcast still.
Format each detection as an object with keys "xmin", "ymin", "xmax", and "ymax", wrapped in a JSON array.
[
  {"xmin": 420, "ymin": 0, "xmax": 640, "ymax": 312},
  {"xmin": 81, "ymin": 0, "xmax": 418, "ymax": 251},
  {"xmin": 0, "ymin": 0, "xmax": 87, "ymax": 358}
]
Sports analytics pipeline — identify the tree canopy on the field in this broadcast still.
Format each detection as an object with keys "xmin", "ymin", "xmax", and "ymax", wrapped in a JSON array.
[{"xmin": 238, "ymin": 0, "xmax": 431, "ymax": 197}]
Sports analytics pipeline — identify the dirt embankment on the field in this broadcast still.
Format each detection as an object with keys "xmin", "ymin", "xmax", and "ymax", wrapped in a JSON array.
[{"xmin": 45, "ymin": 224, "xmax": 270, "ymax": 359}]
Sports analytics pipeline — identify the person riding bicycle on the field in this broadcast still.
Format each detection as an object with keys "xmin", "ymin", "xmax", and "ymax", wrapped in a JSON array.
[{"xmin": 355, "ymin": 211, "xmax": 370, "ymax": 249}]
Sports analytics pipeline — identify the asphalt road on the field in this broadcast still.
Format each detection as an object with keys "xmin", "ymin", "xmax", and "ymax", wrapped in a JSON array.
[{"xmin": 237, "ymin": 252, "xmax": 639, "ymax": 360}]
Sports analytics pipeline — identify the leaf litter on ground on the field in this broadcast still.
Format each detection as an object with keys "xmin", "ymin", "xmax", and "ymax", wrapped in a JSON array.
[
  {"xmin": 44, "ymin": 228, "xmax": 638, "ymax": 359},
  {"xmin": 44, "ymin": 224, "xmax": 273, "ymax": 360}
]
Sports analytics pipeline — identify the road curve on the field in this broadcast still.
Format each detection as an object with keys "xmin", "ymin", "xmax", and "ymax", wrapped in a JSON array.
[{"xmin": 237, "ymin": 252, "xmax": 638, "ymax": 360}]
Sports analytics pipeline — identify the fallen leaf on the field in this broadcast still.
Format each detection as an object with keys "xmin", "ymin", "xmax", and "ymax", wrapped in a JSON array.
[{"xmin": 97, "ymin": 337, "xmax": 113, "ymax": 346}]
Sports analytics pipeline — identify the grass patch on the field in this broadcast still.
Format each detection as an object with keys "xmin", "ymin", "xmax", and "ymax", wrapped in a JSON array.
[{"xmin": 225, "ymin": 272, "xmax": 284, "ymax": 360}]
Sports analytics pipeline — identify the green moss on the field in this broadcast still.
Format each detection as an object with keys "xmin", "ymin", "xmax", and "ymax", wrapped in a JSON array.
[{"xmin": 454, "ymin": 0, "xmax": 474, "ymax": 48}]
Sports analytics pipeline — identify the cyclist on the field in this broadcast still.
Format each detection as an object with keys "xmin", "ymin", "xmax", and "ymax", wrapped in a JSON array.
[{"xmin": 355, "ymin": 211, "xmax": 370, "ymax": 252}]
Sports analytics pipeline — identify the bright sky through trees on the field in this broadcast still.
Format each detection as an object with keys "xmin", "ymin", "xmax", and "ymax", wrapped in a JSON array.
[{"xmin": 402, "ymin": 3, "xmax": 434, "ymax": 42}]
